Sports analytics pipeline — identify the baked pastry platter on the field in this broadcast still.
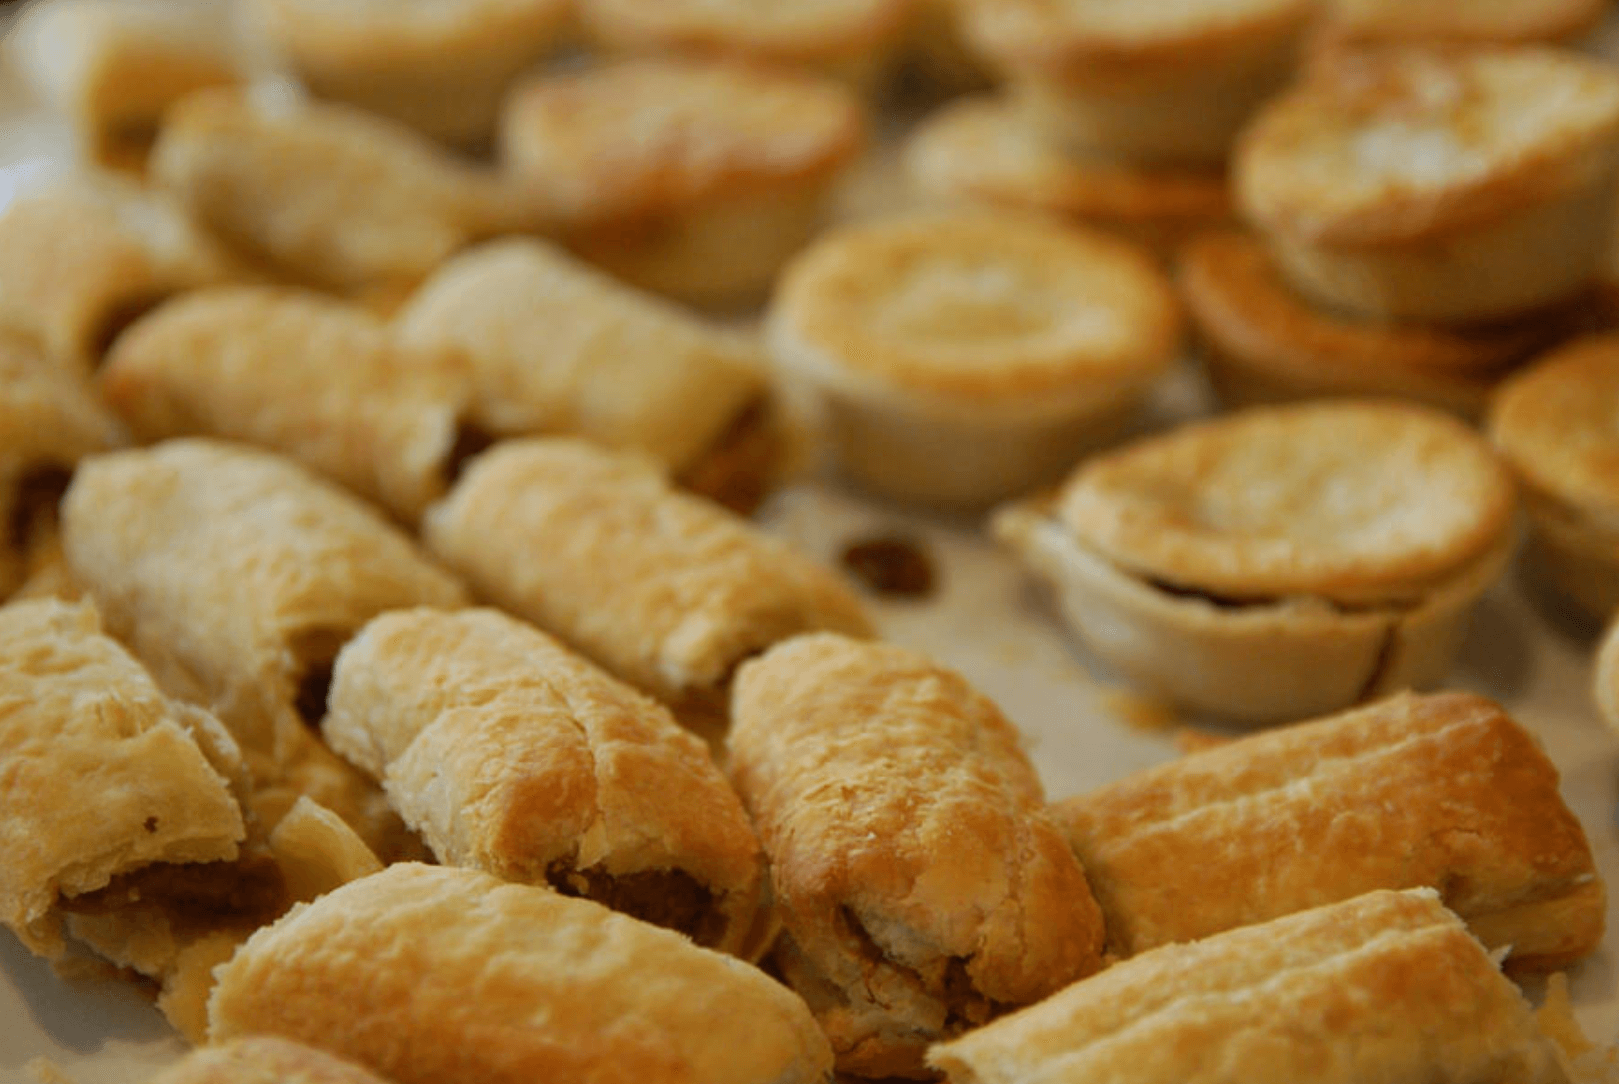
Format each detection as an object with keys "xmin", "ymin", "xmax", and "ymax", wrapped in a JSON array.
[{"xmin": 4, "ymin": 1, "xmax": 1619, "ymax": 1082}]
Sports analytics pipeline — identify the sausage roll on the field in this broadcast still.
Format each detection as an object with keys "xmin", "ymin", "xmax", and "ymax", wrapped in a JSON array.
[
  {"xmin": 324, "ymin": 607, "xmax": 770, "ymax": 957},
  {"xmin": 151, "ymin": 1036, "xmax": 398, "ymax": 1084},
  {"xmin": 395, "ymin": 238, "xmax": 778, "ymax": 509},
  {"xmin": 927, "ymin": 888, "xmax": 1568, "ymax": 1084},
  {"xmin": 728, "ymin": 633, "xmax": 1106, "ymax": 1079},
  {"xmin": 1053, "ymin": 691, "xmax": 1604, "ymax": 971},
  {"xmin": 208, "ymin": 863, "xmax": 837, "ymax": 1084},
  {"xmin": 101, "ymin": 286, "xmax": 478, "ymax": 521}
]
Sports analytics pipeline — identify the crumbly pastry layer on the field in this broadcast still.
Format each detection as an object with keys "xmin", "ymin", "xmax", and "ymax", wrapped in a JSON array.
[
  {"xmin": 1055, "ymin": 400, "xmax": 1516, "ymax": 606},
  {"xmin": 0, "ymin": 173, "xmax": 246, "ymax": 372},
  {"xmin": 395, "ymin": 239, "xmax": 767, "ymax": 477},
  {"xmin": 423, "ymin": 439, "xmax": 871, "ymax": 721},
  {"xmin": 150, "ymin": 89, "xmax": 528, "ymax": 294},
  {"xmin": 0, "ymin": 598, "xmax": 244, "ymax": 958},
  {"xmin": 927, "ymin": 888, "xmax": 1568, "ymax": 1084},
  {"xmin": 249, "ymin": 0, "xmax": 569, "ymax": 146},
  {"xmin": 208, "ymin": 863, "xmax": 837, "ymax": 1084},
  {"xmin": 100, "ymin": 286, "xmax": 476, "ymax": 522},
  {"xmin": 729, "ymin": 633, "xmax": 1106, "ymax": 1079},
  {"xmin": 324, "ymin": 607, "xmax": 769, "ymax": 957},
  {"xmin": 150, "ymin": 1036, "xmax": 398, "ymax": 1084},
  {"xmin": 60, "ymin": 439, "xmax": 468, "ymax": 765},
  {"xmin": 1323, "ymin": 0, "xmax": 1610, "ymax": 45},
  {"xmin": 1053, "ymin": 690, "xmax": 1603, "ymax": 968}
]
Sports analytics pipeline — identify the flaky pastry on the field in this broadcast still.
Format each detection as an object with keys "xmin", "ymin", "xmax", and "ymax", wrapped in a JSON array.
[
  {"xmin": 1489, "ymin": 335, "xmax": 1619, "ymax": 623},
  {"xmin": 150, "ymin": 1036, "xmax": 398, "ymax": 1084},
  {"xmin": 1054, "ymin": 690, "xmax": 1603, "ymax": 969},
  {"xmin": 208, "ymin": 863, "xmax": 837, "ymax": 1084},
  {"xmin": 1237, "ymin": 45, "xmax": 1619, "ymax": 323},
  {"xmin": 324, "ymin": 607, "xmax": 770, "ymax": 957},
  {"xmin": 729, "ymin": 633, "xmax": 1105, "ymax": 1079},
  {"xmin": 100, "ymin": 286, "xmax": 477, "ymax": 522},
  {"xmin": 767, "ymin": 211, "xmax": 1181, "ymax": 506},
  {"xmin": 501, "ymin": 58, "xmax": 865, "ymax": 307},
  {"xmin": 927, "ymin": 888, "xmax": 1568, "ymax": 1084}
]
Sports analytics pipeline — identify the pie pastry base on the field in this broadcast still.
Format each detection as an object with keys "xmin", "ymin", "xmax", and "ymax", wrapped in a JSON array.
[
  {"xmin": 993, "ymin": 496, "xmax": 1516, "ymax": 723},
  {"xmin": 1518, "ymin": 488, "xmax": 1619, "ymax": 625}
]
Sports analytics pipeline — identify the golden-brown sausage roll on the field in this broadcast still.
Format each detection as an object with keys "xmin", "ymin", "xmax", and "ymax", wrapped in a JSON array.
[
  {"xmin": 394, "ymin": 238, "xmax": 774, "ymax": 502},
  {"xmin": 423, "ymin": 439, "xmax": 870, "ymax": 728},
  {"xmin": 0, "ymin": 597, "xmax": 244, "ymax": 958},
  {"xmin": 208, "ymin": 863, "xmax": 837, "ymax": 1084},
  {"xmin": 150, "ymin": 1036, "xmax": 399, "ymax": 1084},
  {"xmin": 0, "ymin": 174, "xmax": 246, "ymax": 372},
  {"xmin": 324, "ymin": 607, "xmax": 770, "ymax": 957},
  {"xmin": 728, "ymin": 633, "xmax": 1106, "ymax": 1080},
  {"xmin": 927, "ymin": 888, "xmax": 1568, "ymax": 1084},
  {"xmin": 150, "ymin": 89, "xmax": 530, "ymax": 295},
  {"xmin": 101, "ymin": 286, "xmax": 478, "ymax": 521},
  {"xmin": 1054, "ymin": 691, "xmax": 1603, "ymax": 971},
  {"xmin": 60, "ymin": 439, "xmax": 468, "ymax": 765}
]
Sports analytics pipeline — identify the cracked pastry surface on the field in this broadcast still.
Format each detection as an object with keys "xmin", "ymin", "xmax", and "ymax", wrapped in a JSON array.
[
  {"xmin": 1053, "ymin": 690, "xmax": 1603, "ymax": 968},
  {"xmin": 729, "ymin": 633, "xmax": 1105, "ymax": 1079},
  {"xmin": 208, "ymin": 863, "xmax": 836, "ymax": 1084},
  {"xmin": 324, "ymin": 607, "xmax": 769, "ymax": 957},
  {"xmin": 150, "ymin": 1036, "xmax": 399, "ymax": 1084},
  {"xmin": 927, "ymin": 888, "xmax": 1568, "ymax": 1084}
]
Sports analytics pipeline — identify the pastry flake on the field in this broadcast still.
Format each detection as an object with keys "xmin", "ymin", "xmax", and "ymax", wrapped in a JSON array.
[{"xmin": 729, "ymin": 633, "xmax": 1105, "ymax": 1079}]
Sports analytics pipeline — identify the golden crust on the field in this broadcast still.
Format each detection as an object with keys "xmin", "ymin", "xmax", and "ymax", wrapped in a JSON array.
[
  {"xmin": 395, "ymin": 239, "xmax": 766, "ymax": 474},
  {"xmin": 768, "ymin": 211, "xmax": 1181, "ymax": 411},
  {"xmin": 151, "ymin": 1036, "xmax": 398, "ymax": 1084},
  {"xmin": 1323, "ymin": 0, "xmax": 1610, "ymax": 46},
  {"xmin": 927, "ymin": 888, "xmax": 1567, "ymax": 1084},
  {"xmin": 581, "ymin": 0, "xmax": 911, "ymax": 66},
  {"xmin": 501, "ymin": 59, "xmax": 865, "ymax": 226},
  {"xmin": 324, "ymin": 607, "xmax": 769, "ymax": 956},
  {"xmin": 208, "ymin": 863, "xmax": 837, "ymax": 1084},
  {"xmin": 729, "ymin": 633, "xmax": 1105, "ymax": 1079},
  {"xmin": 0, "ymin": 598, "xmax": 245, "ymax": 957},
  {"xmin": 1237, "ymin": 46, "xmax": 1619, "ymax": 247},
  {"xmin": 1488, "ymin": 334, "xmax": 1619, "ymax": 527},
  {"xmin": 904, "ymin": 96, "xmax": 1231, "ymax": 246},
  {"xmin": 59, "ymin": 438, "xmax": 468, "ymax": 763},
  {"xmin": 423, "ymin": 439, "xmax": 871, "ymax": 713},
  {"xmin": 1053, "ymin": 691, "xmax": 1603, "ymax": 968},
  {"xmin": 100, "ymin": 286, "xmax": 476, "ymax": 522},
  {"xmin": 1056, "ymin": 400, "xmax": 1517, "ymax": 606}
]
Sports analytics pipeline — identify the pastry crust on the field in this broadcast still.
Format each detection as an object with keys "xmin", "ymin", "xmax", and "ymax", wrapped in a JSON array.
[
  {"xmin": 729, "ymin": 633, "xmax": 1105, "ymax": 1079},
  {"xmin": 59, "ymin": 438, "xmax": 468, "ymax": 764},
  {"xmin": 1237, "ymin": 46, "xmax": 1619, "ymax": 322},
  {"xmin": 0, "ymin": 598, "xmax": 245, "ymax": 958},
  {"xmin": 1322, "ymin": 0, "xmax": 1609, "ymax": 46},
  {"xmin": 927, "ymin": 888, "xmax": 1568, "ymax": 1084},
  {"xmin": 150, "ymin": 89, "xmax": 530, "ymax": 294},
  {"xmin": 1053, "ymin": 690, "xmax": 1603, "ymax": 969},
  {"xmin": 0, "ymin": 173, "xmax": 246, "ymax": 372},
  {"xmin": 395, "ymin": 239, "xmax": 769, "ymax": 478},
  {"xmin": 1180, "ymin": 230, "xmax": 1567, "ymax": 419},
  {"xmin": 208, "ymin": 863, "xmax": 837, "ymax": 1084},
  {"xmin": 904, "ymin": 96, "xmax": 1231, "ymax": 251},
  {"xmin": 249, "ymin": 0, "xmax": 569, "ymax": 146},
  {"xmin": 8, "ymin": 0, "xmax": 242, "ymax": 172},
  {"xmin": 767, "ymin": 211, "xmax": 1180, "ymax": 505},
  {"xmin": 100, "ymin": 286, "xmax": 477, "ymax": 522},
  {"xmin": 151, "ymin": 1036, "xmax": 398, "ymax": 1084},
  {"xmin": 324, "ymin": 607, "xmax": 769, "ymax": 957},
  {"xmin": 423, "ymin": 439, "xmax": 871, "ymax": 723}
]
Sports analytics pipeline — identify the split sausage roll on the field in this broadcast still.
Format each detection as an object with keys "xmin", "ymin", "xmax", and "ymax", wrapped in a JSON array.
[
  {"xmin": 208, "ymin": 863, "xmax": 837, "ymax": 1084},
  {"xmin": 0, "ymin": 336, "xmax": 125, "ymax": 602},
  {"xmin": 101, "ymin": 286, "xmax": 478, "ymax": 522},
  {"xmin": 423, "ymin": 439, "xmax": 871, "ymax": 730},
  {"xmin": 395, "ymin": 239, "xmax": 778, "ymax": 511},
  {"xmin": 0, "ymin": 174, "xmax": 245, "ymax": 372},
  {"xmin": 59, "ymin": 439, "xmax": 467, "ymax": 790},
  {"xmin": 8, "ymin": 0, "xmax": 243, "ymax": 172},
  {"xmin": 323, "ymin": 607, "xmax": 770, "ymax": 958},
  {"xmin": 150, "ymin": 89, "xmax": 529, "ymax": 297},
  {"xmin": 927, "ymin": 888, "xmax": 1569, "ymax": 1084},
  {"xmin": 151, "ymin": 1037, "xmax": 398, "ymax": 1084},
  {"xmin": 1053, "ymin": 691, "xmax": 1603, "ymax": 971},
  {"xmin": 728, "ymin": 633, "xmax": 1106, "ymax": 1080}
]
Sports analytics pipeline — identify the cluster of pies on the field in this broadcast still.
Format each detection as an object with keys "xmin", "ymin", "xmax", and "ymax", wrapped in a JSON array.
[{"xmin": 2, "ymin": 1, "xmax": 1619, "ymax": 1083}]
